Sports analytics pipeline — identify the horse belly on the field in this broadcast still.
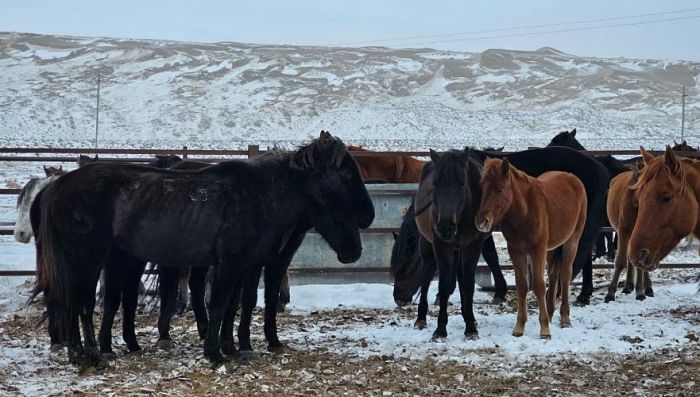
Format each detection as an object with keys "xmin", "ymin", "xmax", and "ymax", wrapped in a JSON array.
[{"xmin": 114, "ymin": 208, "xmax": 223, "ymax": 266}]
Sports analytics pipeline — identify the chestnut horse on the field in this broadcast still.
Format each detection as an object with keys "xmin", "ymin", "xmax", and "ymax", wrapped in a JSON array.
[
  {"xmin": 604, "ymin": 163, "xmax": 654, "ymax": 302},
  {"xmin": 347, "ymin": 146, "xmax": 424, "ymax": 183},
  {"xmin": 476, "ymin": 158, "xmax": 587, "ymax": 338},
  {"xmin": 629, "ymin": 147, "xmax": 700, "ymax": 271}
]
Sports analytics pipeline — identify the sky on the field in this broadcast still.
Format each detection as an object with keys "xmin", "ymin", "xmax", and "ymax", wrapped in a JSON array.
[{"xmin": 1, "ymin": 0, "xmax": 699, "ymax": 60}]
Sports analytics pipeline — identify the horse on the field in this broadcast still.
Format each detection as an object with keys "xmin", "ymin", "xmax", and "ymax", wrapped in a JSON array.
[
  {"xmin": 604, "ymin": 163, "xmax": 654, "ymax": 302},
  {"xmin": 408, "ymin": 148, "xmax": 493, "ymax": 340},
  {"xmin": 391, "ymin": 196, "xmax": 507, "ymax": 329},
  {"xmin": 471, "ymin": 146, "xmax": 609, "ymax": 307},
  {"xmin": 547, "ymin": 129, "xmax": 629, "ymax": 263},
  {"xmin": 671, "ymin": 140, "xmax": 698, "ymax": 153},
  {"xmin": 35, "ymin": 131, "xmax": 374, "ymax": 366},
  {"xmin": 476, "ymin": 158, "xmax": 587, "ymax": 338},
  {"xmin": 347, "ymin": 145, "xmax": 424, "ymax": 183},
  {"xmin": 628, "ymin": 146, "xmax": 700, "ymax": 272}
]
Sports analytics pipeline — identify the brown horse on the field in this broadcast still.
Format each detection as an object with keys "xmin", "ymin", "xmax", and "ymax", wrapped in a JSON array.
[
  {"xmin": 629, "ymin": 147, "xmax": 700, "ymax": 271},
  {"xmin": 347, "ymin": 145, "xmax": 424, "ymax": 183},
  {"xmin": 604, "ymin": 164, "xmax": 654, "ymax": 302},
  {"xmin": 475, "ymin": 158, "xmax": 587, "ymax": 338}
]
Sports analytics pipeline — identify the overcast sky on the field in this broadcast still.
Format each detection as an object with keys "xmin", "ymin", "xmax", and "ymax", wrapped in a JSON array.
[{"xmin": 2, "ymin": 0, "xmax": 699, "ymax": 60}]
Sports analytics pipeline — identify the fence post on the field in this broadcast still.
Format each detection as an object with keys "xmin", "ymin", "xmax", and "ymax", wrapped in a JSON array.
[
  {"xmin": 182, "ymin": 145, "xmax": 188, "ymax": 159},
  {"xmin": 247, "ymin": 144, "xmax": 260, "ymax": 158}
]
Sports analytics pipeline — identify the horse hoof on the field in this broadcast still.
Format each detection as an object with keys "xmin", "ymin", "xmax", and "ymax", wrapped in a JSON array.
[
  {"xmin": 126, "ymin": 344, "xmax": 142, "ymax": 353},
  {"xmin": 636, "ymin": 295, "xmax": 646, "ymax": 301},
  {"xmin": 276, "ymin": 303, "xmax": 287, "ymax": 313},
  {"xmin": 268, "ymin": 344, "xmax": 285, "ymax": 353},
  {"xmin": 465, "ymin": 331, "xmax": 479, "ymax": 340},
  {"xmin": 221, "ymin": 342, "xmax": 238, "ymax": 356},
  {"xmin": 560, "ymin": 321, "xmax": 571, "ymax": 328},
  {"xmin": 431, "ymin": 331, "xmax": 447, "ymax": 342},
  {"xmin": 492, "ymin": 296, "xmax": 507, "ymax": 305},
  {"xmin": 540, "ymin": 334, "xmax": 552, "ymax": 340},
  {"xmin": 414, "ymin": 320, "xmax": 427, "ymax": 330},
  {"xmin": 573, "ymin": 297, "xmax": 590, "ymax": 307},
  {"xmin": 645, "ymin": 290, "xmax": 655, "ymax": 297},
  {"xmin": 156, "ymin": 339, "xmax": 175, "ymax": 350},
  {"xmin": 604, "ymin": 295, "xmax": 615, "ymax": 303},
  {"xmin": 50, "ymin": 344, "xmax": 64, "ymax": 353},
  {"xmin": 101, "ymin": 352, "xmax": 117, "ymax": 361},
  {"xmin": 621, "ymin": 288, "xmax": 632, "ymax": 295},
  {"xmin": 512, "ymin": 330, "xmax": 524, "ymax": 337}
]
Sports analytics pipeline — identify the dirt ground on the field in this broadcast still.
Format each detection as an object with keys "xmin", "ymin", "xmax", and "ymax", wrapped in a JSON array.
[{"xmin": 1, "ymin": 278, "xmax": 699, "ymax": 397}]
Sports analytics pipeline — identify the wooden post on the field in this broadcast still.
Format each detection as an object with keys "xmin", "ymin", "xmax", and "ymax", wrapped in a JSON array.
[
  {"xmin": 248, "ymin": 144, "xmax": 260, "ymax": 158},
  {"xmin": 681, "ymin": 85, "xmax": 687, "ymax": 141},
  {"xmin": 182, "ymin": 145, "xmax": 188, "ymax": 159}
]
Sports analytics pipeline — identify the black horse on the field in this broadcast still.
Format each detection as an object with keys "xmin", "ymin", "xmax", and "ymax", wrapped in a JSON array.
[
  {"xmin": 35, "ymin": 131, "xmax": 374, "ymax": 366},
  {"xmin": 548, "ymin": 129, "xmax": 629, "ymax": 263},
  {"xmin": 391, "ymin": 197, "xmax": 507, "ymax": 330},
  {"xmin": 470, "ymin": 145, "xmax": 610, "ymax": 307}
]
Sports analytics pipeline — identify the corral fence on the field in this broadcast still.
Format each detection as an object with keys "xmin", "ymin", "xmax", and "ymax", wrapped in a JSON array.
[{"xmin": 2, "ymin": 146, "xmax": 700, "ymax": 287}]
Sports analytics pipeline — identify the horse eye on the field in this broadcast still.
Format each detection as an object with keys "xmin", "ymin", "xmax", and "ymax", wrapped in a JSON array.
[{"xmin": 661, "ymin": 194, "xmax": 673, "ymax": 203}]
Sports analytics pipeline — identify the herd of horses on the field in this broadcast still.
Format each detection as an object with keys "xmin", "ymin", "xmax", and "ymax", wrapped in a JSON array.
[{"xmin": 11, "ymin": 130, "xmax": 700, "ymax": 368}]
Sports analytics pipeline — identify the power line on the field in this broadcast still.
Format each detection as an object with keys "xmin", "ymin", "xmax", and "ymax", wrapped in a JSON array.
[
  {"xmin": 382, "ymin": 14, "xmax": 700, "ymax": 47},
  {"xmin": 333, "ymin": 7, "xmax": 700, "ymax": 46}
]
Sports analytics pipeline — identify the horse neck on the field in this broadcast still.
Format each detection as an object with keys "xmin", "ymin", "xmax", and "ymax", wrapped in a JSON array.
[
  {"xmin": 503, "ymin": 168, "xmax": 536, "ymax": 224},
  {"xmin": 682, "ymin": 160, "xmax": 700, "ymax": 201}
]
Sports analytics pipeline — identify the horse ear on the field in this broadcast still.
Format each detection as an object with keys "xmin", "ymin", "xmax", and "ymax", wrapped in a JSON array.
[
  {"xmin": 674, "ymin": 139, "xmax": 679, "ymax": 146},
  {"xmin": 429, "ymin": 149, "xmax": 439, "ymax": 163},
  {"xmin": 570, "ymin": 128, "xmax": 577, "ymax": 137},
  {"xmin": 501, "ymin": 158, "xmax": 510, "ymax": 174},
  {"xmin": 640, "ymin": 146, "xmax": 654, "ymax": 165},
  {"xmin": 461, "ymin": 147, "xmax": 470, "ymax": 163},
  {"xmin": 43, "ymin": 166, "xmax": 50, "ymax": 176},
  {"xmin": 664, "ymin": 145, "xmax": 682, "ymax": 175},
  {"xmin": 391, "ymin": 232, "xmax": 398, "ymax": 241}
]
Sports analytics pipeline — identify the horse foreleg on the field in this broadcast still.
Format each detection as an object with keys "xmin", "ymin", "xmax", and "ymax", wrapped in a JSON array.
[
  {"xmin": 574, "ymin": 253, "xmax": 593, "ymax": 306},
  {"xmin": 220, "ymin": 280, "xmax": 241, "ymax": 356},
  {"xmin": 189, "ymin": 266, "xmax": 209, "ymax": 340},
  {"xmin": 510, "ymin": 250, "xmax": 529, "ymax": 337},
  {"xmin": 482, "ymin": 234, "xmax": 507, "ymax": 303},
  {"xmin": 431, "ymin": 239, "xmax": 453, "ymax": 341},
  {"xmin": 79, "ymin": 269, "xmax": 102, "ymax": 366},
  {"xmin": 458, "ymin": 244, "xmax": 481, "ymax": 339},
  {"xmin": 263, "ymin": 264, "xmax": 285, "ymax": 351},
  {"xmin": 622, "ymin": 262, "xmax": 636, "ymax": 294},
  {"xmin": 546, "ymin": 251, "xmax": 560, "ymax": 322}
]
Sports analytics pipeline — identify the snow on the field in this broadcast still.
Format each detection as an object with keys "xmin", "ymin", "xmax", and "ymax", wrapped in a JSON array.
[{"xmin": 282, "ymin": 281, "xmax": 700, "ymax": 364}]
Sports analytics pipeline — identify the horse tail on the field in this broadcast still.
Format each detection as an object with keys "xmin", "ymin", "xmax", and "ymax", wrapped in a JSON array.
[{"xmin": 35, "ymin": 183, "xmax": 71, "ymax": 326}]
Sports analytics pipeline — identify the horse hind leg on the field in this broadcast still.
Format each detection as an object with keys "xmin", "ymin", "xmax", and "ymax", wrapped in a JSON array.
[
  {"xmin": 622, "ymin": 262, "xmax": 636, "ymax": 294},
  {"xmin": 156, "ymin": 266, "xmax": 180, "ymax": 350},
  {"xmin": 558, "ymin": 241, "xmax": 578, "ymax": 328},
  {"xmin": 277, "ymin": 270, "xmax": 290, "ymax": 313},
  {"xmin": 121, "ymin": 258, "xmax": 146, "ymax": 353},
  {"xmin": 189, "ymin": 266, "xmax": 209, "ymax": 340},
  {"xmin": 545, "ymin": 251, "xmax": 560, "ymax": 323},
  {"xmin": 635, "ymin": 266, "xmax": 646, "ymax": 301},
  {"xmin": 605, "ymin": 233, "xmax": 629, "ymax": 303},
  {"xmin": 482, "ymin": 234, "xmax": 507, "ymax": 303},
  {"xmin": 176, "ymin": 268, "xmax": 190, "ymax": 315}
]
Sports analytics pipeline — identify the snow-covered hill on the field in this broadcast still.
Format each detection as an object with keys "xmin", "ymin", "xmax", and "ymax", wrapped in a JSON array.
[{"xmin": 0, "ymin": 32, "xmax": 698, "ymax": 150}]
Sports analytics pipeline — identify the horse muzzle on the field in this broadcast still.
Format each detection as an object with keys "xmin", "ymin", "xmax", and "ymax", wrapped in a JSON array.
[
  {"xmin": 14, "ymin": 230, "xmax": 31, "ymax": 244},
  {"xmin": 475, "ymin": 217, "xmax": 492, "ymax": 233},
  {"xmin": 434, "ymin": 221, "xmax": 458, "ymax": 242}
]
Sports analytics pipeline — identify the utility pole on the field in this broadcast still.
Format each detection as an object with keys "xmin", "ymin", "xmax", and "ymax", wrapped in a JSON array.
[
  {"xmin": 94, "ymin": 69, "xmax": 101, "ymax": 152},
  {"xmin": 681, "ymin": 85, "xmax": 687, "ymax": 141}
]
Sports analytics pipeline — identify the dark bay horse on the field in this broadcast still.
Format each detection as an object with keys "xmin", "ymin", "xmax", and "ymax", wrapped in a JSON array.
[
  {"xmin": 629, "ymin": 147, "xmax": 700, "ymax": 271},
  {"xmin": 411, "ymin": 148, "xmax": 490, "ymax": 340},
  {"xmin": 476, "ymin": 158, "xmax": 587, "ymax": 338},
  {"xmin": 36, "ymin": 131, "xmax": 374, "ymax": 366},
  {"xmin": 470, "ymin": 146, "xmax": 610, "ymax": 307}
]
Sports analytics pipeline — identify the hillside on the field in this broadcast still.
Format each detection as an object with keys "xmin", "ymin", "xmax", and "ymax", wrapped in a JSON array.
[{"xmin": 0, "ymin": 32, "xmax": 698, "ymax": 150}]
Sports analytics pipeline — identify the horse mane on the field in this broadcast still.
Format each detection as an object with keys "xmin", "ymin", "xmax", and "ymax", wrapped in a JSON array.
[
  {"xmin": 631, "ymin": 157, "xmax": 688, "ymax": 193},
  {"xmin": 291, "ymin": 130, "xmax": 347, "ymax": 170},
  {"xmin": 16, "ymin": 178, "xmax": 39, "ymax": 209}
]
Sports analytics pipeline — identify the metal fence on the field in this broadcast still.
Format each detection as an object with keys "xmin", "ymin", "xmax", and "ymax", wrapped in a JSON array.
[{"xmin": 2, "ymin": 146, "xmax": 699, "ymax": 283}]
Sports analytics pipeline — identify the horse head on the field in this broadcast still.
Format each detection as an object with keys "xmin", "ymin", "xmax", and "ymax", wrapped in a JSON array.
[
  {"xmin": 475, "ymin": 157, "xmax": 514, "ymax": 233},
  {"xmin": 150, "ymin": 154, "xmax": 183, "ymax": 168},
  {"xmin": 428, "ymin": 148, "xmax": 472, "ymax": 242},
  {"xmin": 77, "ymin": 154, "xmax": 99, "ymax": 167},
  {"xmin": 291, "ymin": 130, "xmax": 375, "ymax": 263},
  {"xmin": 629, "ymin": 146, "xmax": 698, "ymax": 271},
  {"xmin": 547, "ymin": 128, "xmax": 585, "ymax": 150},
  {"xmin": 43, "ymin": 166, "xmax": 66, "ymax": 177}
]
